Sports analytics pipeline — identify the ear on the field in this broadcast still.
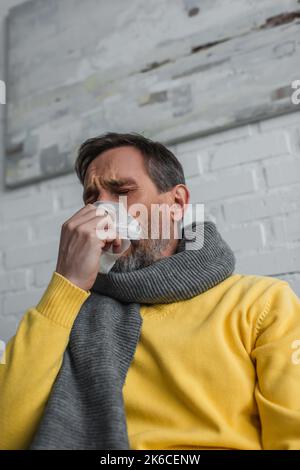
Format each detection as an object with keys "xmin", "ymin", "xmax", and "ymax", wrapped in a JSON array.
[{"xmin": 170, "ymin": 184, "xmax": 190, "ymax": 223}]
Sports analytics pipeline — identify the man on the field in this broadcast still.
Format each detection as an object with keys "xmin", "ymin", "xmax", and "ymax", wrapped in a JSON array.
[{"xmin": 0, "ymin": 132, "xmax": 300, "ymax": 450}]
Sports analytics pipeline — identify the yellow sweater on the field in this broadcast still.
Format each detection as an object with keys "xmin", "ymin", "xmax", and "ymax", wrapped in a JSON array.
[{"xmin": 1, "ymin": 271, "xmax": 300, "ymax": 450}]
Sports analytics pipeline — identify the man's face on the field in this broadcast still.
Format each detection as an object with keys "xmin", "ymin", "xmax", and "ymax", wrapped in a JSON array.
[{"xmin": 83, "ymin": 145, "xmax": 181, "ymax": 272}]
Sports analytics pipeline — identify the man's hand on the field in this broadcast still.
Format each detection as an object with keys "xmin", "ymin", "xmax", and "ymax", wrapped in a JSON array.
[{"xmin": 55, "ymin": 203, "xmax": 122, "ymax": 291}]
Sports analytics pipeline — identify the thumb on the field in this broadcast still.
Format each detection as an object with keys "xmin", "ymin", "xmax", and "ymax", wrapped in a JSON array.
[{"xmin": 112, "ymin": 237, "xmax": 125, "ymax": 254}]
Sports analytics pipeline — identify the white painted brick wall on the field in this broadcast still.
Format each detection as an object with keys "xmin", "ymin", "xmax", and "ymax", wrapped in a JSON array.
[
  {"xmin": 0, "ymin": 0, "xmax": 300, "ymax": 344},
  {"xmin": 175, "ymin": 114, "xmax": 300, "ymax": 288}
]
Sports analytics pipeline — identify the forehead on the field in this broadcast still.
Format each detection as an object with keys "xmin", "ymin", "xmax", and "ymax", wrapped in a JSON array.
[{"xmin": 84, "ymin": 146, "xmax": 147, "ymax": 186}]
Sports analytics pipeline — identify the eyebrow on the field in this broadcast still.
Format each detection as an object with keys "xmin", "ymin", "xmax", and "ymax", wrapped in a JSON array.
[{"xmin": 83, "ymin": 177, "xmax": 138, "ymax": 201}]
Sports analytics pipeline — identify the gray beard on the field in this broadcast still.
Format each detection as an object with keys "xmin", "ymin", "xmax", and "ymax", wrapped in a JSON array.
[{"xmin": 110, "ymin": 237, "xmax": 171, "ymax": 273}]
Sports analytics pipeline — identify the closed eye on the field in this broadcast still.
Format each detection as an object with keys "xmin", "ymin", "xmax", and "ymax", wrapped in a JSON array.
[{"xmin": 84, "ymin": 189, "xmax": 132, "ymax": 204}]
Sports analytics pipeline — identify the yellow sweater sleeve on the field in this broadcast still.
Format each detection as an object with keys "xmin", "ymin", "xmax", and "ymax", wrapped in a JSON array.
[
  {"xmin": 251, "ymin": 282, "xmax": 300, "ymax": 449},
  {"xmin": 0, "ymin": 272, "xmax": 91, "ymax": 450}
]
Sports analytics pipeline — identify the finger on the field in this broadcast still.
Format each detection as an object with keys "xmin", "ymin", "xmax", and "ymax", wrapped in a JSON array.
[
  {"xmin": 112, "ymin": 237, "xmax": 122, "ymax": 248},
  {"xmin": 103, "ymin": 236, "xmax": 123, "ymax": 252},
  {"xmin": 63, "ymin": 203, "xmax": 96, "ymax": 227},
  {"xmin": 111, "ymin": 237, "xmax": 125, "ymax": 254},
  {"xmin": 79, "ymin": 215, "xmax": 118, "ymax": 242},
  {"xmin": 67, "ymin": 207, "xmax": 114, "ymax": 230}
]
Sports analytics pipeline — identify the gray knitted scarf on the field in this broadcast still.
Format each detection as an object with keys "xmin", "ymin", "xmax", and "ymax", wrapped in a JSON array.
[{"xmin": 29, "ymin": 220, "xmax": 235, "ymax": 450}]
